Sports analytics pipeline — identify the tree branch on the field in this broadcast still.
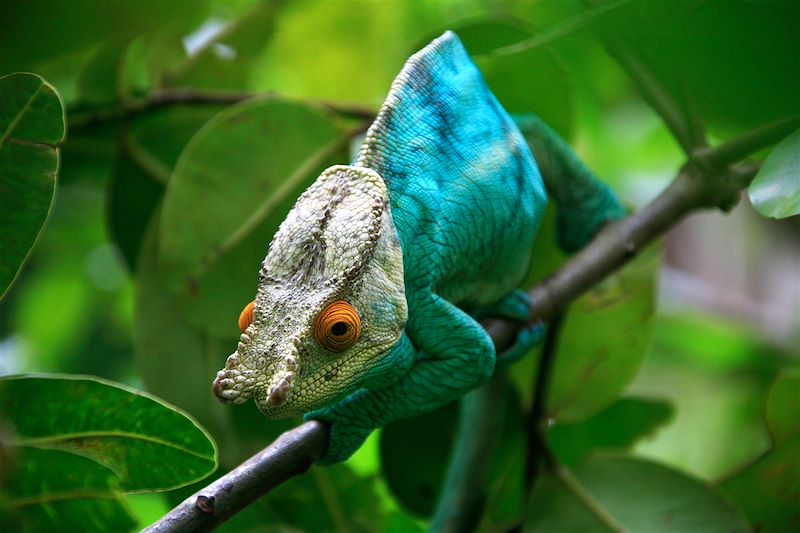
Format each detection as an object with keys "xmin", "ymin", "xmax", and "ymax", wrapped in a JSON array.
[
  {"xmin": 142, "ymin": 421, "xmax": 328, "ymax": 533},
  {"xmin": 692, "ymin": 114, "xmax": 800, "ymax": 170},
  {"xmin": 67, "ymin": 89, "xmax": 376, "ymax": 130},
  {"xmin": 145, "ymin": 108, "xmax": 786, "ymax": 532}
]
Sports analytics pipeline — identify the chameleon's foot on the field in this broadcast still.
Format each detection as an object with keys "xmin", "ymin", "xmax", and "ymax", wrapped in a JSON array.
[
  {"xmin": 497, "ymin": 321, "xmax": 546, "ymax": 366},
  {"xmin": 471, "ymin": 289, "xmax": 545, "ymax": 365},
  {"xmin": 305, "ymin": 407, "xmax": 373, "ymax": 465},
  {"xmin": 471, "ymin": 289, "xmax": 532, "ymax": 322}
]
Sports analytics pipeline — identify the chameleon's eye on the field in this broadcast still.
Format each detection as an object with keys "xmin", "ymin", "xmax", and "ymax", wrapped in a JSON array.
[
  {"xmin": 313, "ymin": 300, "xmax": 361, "ymax": 352},
  {"xmin": 238, "ymin": 300, "xmax": 255, "ymax": 333}
]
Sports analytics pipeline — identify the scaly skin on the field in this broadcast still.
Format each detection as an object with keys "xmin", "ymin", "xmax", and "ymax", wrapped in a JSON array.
[{"xmin": 213, "ymin": 32, "xmax": 624, "ymax": 464}]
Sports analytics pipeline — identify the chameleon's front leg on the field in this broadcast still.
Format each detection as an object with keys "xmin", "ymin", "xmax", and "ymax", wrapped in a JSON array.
[{"xmin": 307, "ymin": 293, "xmax": 495, "ymax": 464}]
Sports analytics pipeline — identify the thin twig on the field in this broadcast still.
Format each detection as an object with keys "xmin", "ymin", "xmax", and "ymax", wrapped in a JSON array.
[
  {"xmin": 479, "ymin": 0, "xmax": 634, "ymax": 59},
  {"xmin": 693, "ymin": 114, "xmax": 800, "ymax": 170},
  {"xmin": 67, "ymin": 89, "xmax": 376, "ymax": 130},
  {"xmin": 524, "ymin": 313, "xmax": 564, "ymax": 497}
]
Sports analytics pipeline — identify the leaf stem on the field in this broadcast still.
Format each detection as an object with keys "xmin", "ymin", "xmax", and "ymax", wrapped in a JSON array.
[
  {"xmin": 480, "ymin": 0, "xmax": 634, "ymax": 59},
  {"xmin": 553, "ymin": 465, "xmax": 625, "ymax": 532}
]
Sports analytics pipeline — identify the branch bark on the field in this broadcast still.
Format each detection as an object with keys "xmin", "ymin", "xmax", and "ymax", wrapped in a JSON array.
[{"xmin": 142, "ymin": 421, "xmax": 328, "ymax": 533}]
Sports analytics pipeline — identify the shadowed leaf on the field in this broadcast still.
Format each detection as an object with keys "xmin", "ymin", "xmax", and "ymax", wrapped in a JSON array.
[
  {"xmin": 526, "ymin": 457, "xmax": 750, "ymax": 532},
  {"xmin": 0, "ymin": 72, "xmax": 65, "ymax": 300}
]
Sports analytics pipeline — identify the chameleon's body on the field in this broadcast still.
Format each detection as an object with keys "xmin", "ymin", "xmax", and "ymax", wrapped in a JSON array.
[{"xmin": 213, "ymin": 32, "xmax": 624, "ymax": 463}]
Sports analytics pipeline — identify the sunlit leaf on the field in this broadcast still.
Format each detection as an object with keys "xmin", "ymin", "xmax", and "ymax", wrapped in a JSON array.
[
  {"xmin": 0, "ymin": 375, "xmax": 216, "ymax": 492},
  {"xmin": 748, "ymin": 128, "xmax": 800, "ymax": 219},
  {"xmin": 0, "ymin": 72, "xmax": 65, "ymax": 300},
  {"xmin": 526, "ymin": 457, "xmax": 750, "ymax": 532}
]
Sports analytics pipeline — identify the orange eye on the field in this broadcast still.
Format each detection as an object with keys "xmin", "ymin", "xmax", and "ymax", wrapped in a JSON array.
[
  {"xmin": 313, "ymin": 300, "xmax": 361, "ymax": 352},
  {"xmin": 238, "ymin": 300, "xmax": 255, "ymax": 333}
]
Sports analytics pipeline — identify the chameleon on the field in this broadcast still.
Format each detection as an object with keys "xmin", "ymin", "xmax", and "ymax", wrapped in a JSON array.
[{"xmin": 212, "ymin": 31, "xmax": 624, "ymax": 464}]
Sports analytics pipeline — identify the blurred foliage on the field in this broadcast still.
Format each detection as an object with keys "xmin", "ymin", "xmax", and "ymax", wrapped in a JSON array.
[{"xmin": 0, "ymin": 0, "xmax": 798, "ymax": 531}]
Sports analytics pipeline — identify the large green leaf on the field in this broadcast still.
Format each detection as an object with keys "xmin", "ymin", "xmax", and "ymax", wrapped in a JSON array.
[
  {"xmin": 597, "ymin": 0, "xmax": 800, "ymax": 135},
  {"xmin": 548, "ymin": 397, "xmax": 673, "ymax": 466},
  {"xmin": 380, "ymin": 401, "xmax": 459, "ymax": 517},
  {"xmin": 108, "ymin": 105, "xmax": 223, "ymax": 269},
  {"xmin": 0, "ymin": 72, "xmax": 65, "ymax": 300},
  {"xmin": 158, "ymin": 97, "xmax": 351, "ymax": 290},
  {"xmin": 0, "ymin": 375, "xmax": 216, "ymax": 492},
  {"xmin": 526, "ymin": 457, "xmax": 750, "ymax": 532},
  {"xmin": 748, "ymin": 128, "xmax": 800, "ymax": 219},
  {"xmin": 547, "ymin": 245, "xmax": 658, "ymax": 422},
  {"xmin": 7, "ymin": 446, "xmax": 135, "ymax": 533},
  {"xmin": 720, "ymin": 369, "xmax": 800, "ymax": 532}
]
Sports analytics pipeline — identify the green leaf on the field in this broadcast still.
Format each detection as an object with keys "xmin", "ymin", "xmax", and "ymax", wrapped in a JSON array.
[
  {"xmin": 719, "ymin": 369, "xmax": 800, "ymax": 532},
  {"xmin": 765, "ymin": 367, "xmax": 800, "ymax": 445},
  {"xmin": 526, "ymin": 457, "xmax": 750, "ymax": 532},
  {"xmin": 380, "ymin": 401, "xmax": 459, "ymax": 517},
  {"xmin": 158, "ymin": 97, "xmax": 351, "ymax": 291},
  {"xmin": 0, "ymin": 375, "xmax": 216, "ymax": 492},
  {"xmin": 0, "ymin": 72, "xmax": 65, "ymax": 300},
  {"xmin": 748, "ymin": 128, "xmax": 800, "ymax": 219},
  {"xmin": 7, "ymin": 447, "xmax": 136, "ymax": 533},
  {"xmin": 547, "ymin": 245, "xmax": 659, "ymax": 422},
  {"xmin": 109, "ymin": 105, "xmax": 222, "ymax": 269},
  {"xmin": 548, "ymin": 397, "xmax": 673, "ymax": 466},
  {"xmin": 600, "ymin": 0, "xmax": 800, "ymax": 134}
]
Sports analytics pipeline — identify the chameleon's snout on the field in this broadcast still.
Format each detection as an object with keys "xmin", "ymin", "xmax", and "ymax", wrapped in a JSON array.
[{"xmin": 212, "ymin": 350, "xmax": 254, "ymax": 405}]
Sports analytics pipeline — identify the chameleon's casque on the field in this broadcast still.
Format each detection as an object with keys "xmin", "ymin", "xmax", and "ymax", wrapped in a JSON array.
[{"xmin": 213, "ymin": 31, "xmax": 624, "ymax": 463}]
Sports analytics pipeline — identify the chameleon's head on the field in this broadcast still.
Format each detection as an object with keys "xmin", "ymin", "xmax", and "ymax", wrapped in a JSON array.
[{"xmin": 213, "ymin": 165, "xmax": 407, "ymax": 418}]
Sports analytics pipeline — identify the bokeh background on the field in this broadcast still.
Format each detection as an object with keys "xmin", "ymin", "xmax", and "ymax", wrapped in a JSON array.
[{"xmin": 0, "ymin": 0, "xmax": 798, "ymax": 531}]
